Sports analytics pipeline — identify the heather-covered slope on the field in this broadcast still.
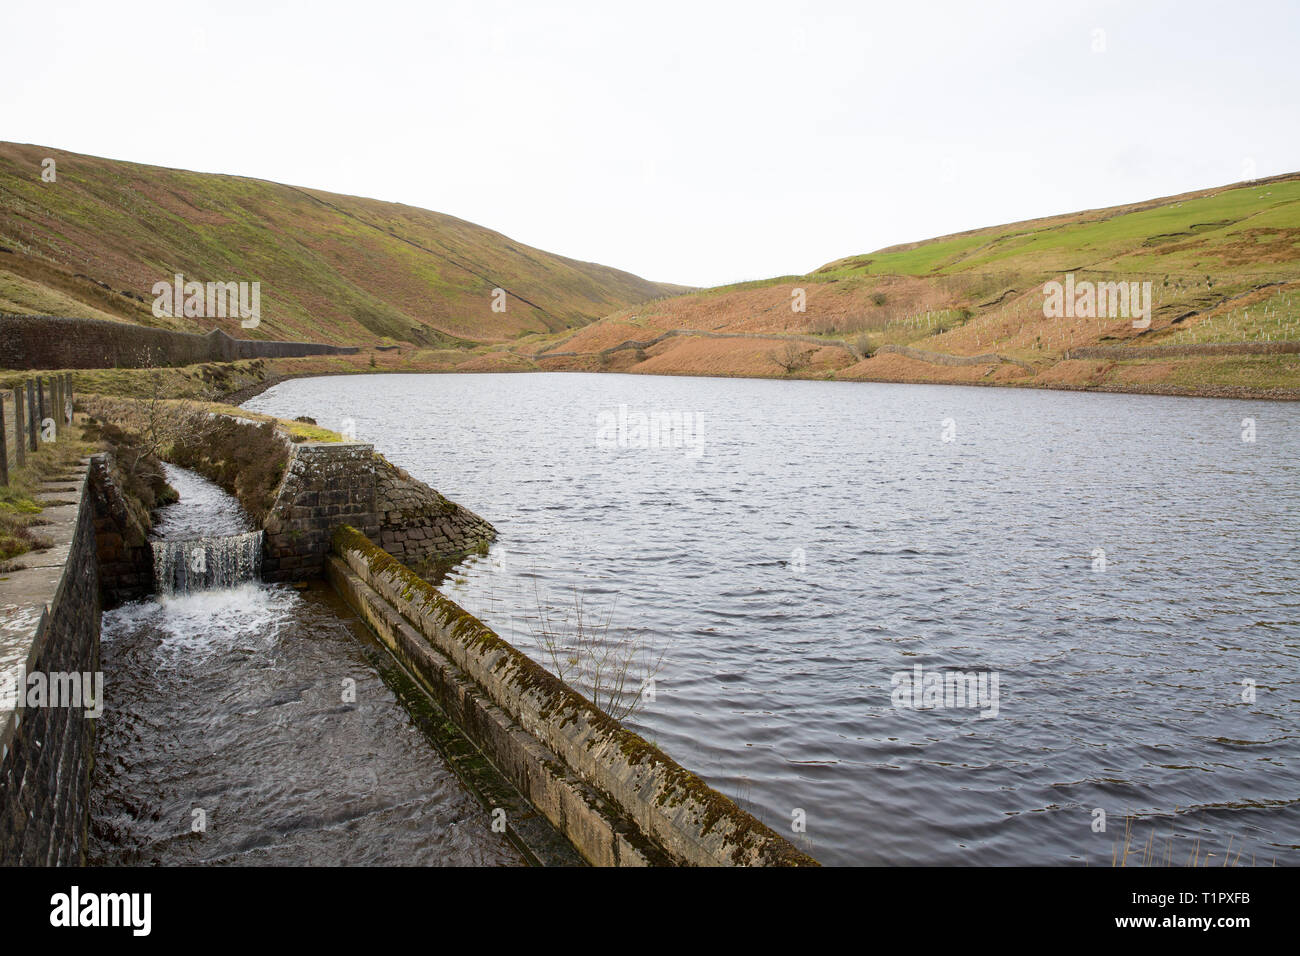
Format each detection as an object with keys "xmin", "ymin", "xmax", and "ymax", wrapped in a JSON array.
[
  {"xmin": 0, "ymin": 143, "xmax": 687, "ymax": 346},
  {"xmin": 527, "ymin": 173, "xmax": 1300, "ymax": 396}
]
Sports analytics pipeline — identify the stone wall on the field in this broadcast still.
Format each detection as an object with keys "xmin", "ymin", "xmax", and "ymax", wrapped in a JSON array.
[
  {"xmin": 0, "ymin": 314, "xmax": 359, "ymax": 371},
  {"xmin": 876, "ymin": 343, "xmax": 1036, "ymax": 372},
  {"xmin": 329, "ymin": 526, "xmax": 818, "ymax": 867},
  {"xmin": 374, "ymin": 457, "xmax": 495, "ymax": 564},
  {"xmin": 1064, "ymin": 341, "xmax": 1300, "ymax": 361},
  {"xmin": 262, "ymin": 442, "xmax": 382, "ymax": 583},
  {"xmin": 87, "ymin": 455, "xmax": 155, "ymax": 608},
  {"xmin": 0, "ymin": 462, "xmax": 100, "ymax": 865},
  {"xmin": 262, "ymin": 443, "xmax": 495, "ymax": 582}
]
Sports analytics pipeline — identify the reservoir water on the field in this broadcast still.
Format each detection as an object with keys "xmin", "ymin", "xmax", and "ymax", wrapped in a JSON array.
[
  {"xmin": 245, "ymin": 372, "xmax": 1300, "ymax": 866},
  {"xmin": 89, "ymin": 465, "xmax": 522, "ymax": 866}
]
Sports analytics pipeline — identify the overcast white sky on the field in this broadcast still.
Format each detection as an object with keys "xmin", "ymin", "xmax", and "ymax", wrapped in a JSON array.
[{"xmin": 4, "ymin": 0, "xmax": 1299, "ymax": 287}]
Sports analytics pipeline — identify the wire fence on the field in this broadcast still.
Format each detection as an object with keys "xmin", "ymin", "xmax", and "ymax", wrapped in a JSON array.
[{"xmin": 1, "ymin": 372, "xmax": 75, "ymax": 486}]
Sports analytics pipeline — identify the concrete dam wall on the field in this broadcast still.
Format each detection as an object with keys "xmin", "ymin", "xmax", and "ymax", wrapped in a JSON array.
[{"xmin": 0, "ymin": 314, "xmax": 359, "ymax": 371}]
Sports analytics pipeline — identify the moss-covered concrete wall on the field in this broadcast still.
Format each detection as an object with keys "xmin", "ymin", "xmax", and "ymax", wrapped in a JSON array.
[{"xmin": 328, "ymin": 525, "xmax": 818, "ymax": 867}]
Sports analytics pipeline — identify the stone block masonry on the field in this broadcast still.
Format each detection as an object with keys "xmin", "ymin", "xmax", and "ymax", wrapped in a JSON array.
[
  {"xmin": 263, "ymin": 442, "xmax": 382, "ymax": 583},
  {"xmin": 88, "ymin": 455, "xmax": 155, "ymax": 608},
  {"xmin": 374, "ymin": 456, "xmax": 496, "ymax": 564},
  {"xmin": 261, "ymin": 440, "xmax": 496, "ymax": 582},
  {"xmin": 0, "ymin": 462, "xmax": 100, "ymax": 865}
]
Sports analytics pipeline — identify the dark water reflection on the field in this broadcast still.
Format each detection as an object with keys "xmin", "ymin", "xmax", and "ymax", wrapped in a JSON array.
[{"xmin": 246, "ymin": 373, "xmax": 1300, "ymax": 866}]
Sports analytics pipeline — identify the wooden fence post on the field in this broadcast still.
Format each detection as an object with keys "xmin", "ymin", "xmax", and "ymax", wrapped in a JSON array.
[
  {"xmin": 0, "ymin": 392, "xmax": 8, "ymax": 487},
  {"xmin": 48, "ymin": 377, "xmax": 57, "ymax": 442},
  {"xmin": 13, "ymin": 387, "xmax": 26, "ymax": 467},
  {"xmin": 26, "ymin": 380, "xmax": 37, "ymax": 452}
]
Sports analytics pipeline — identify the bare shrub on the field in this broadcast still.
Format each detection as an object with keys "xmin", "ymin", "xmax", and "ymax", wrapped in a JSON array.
[
  {"xmin": 769, "ymin": 340, "xmax": 811, "ymax": 374},
  {"xmin": 84, "ymin": 371, "xmax": 288, "ymax": 524},
  {"xmin": 80, "ymin": 416, "xmax": 178, "ymax": 545},
  {"xmin": 528, "ymin": 584, "xmax": 667, "ymax": 721},
  {"xmin": 807, "ymin": 315, "xmax": 840, "ymax": 335},
  {"xmin": 170, "ymin": 418, "xmax": 288, "ymax": 524},
  {"xmin": 81, "ymin": 371, "xmax": 216, "ymax": 533}
]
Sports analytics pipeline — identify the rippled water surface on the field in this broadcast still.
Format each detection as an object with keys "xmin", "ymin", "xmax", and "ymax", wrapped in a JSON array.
[
  {"xmin": 90, "ymin": 466, "xmax": 522, "ymax": 866},
  {"xmin": 246, "ymin": 373, "xmax": 1300, "ymax": 866}
]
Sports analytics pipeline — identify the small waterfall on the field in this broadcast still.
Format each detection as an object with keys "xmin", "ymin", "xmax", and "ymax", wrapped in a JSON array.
[{"xmin": 152, "ymin": 531, "xmax": 265, "ymax": 597}]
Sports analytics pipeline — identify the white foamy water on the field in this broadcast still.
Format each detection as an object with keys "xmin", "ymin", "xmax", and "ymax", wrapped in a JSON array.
[
  {"xmin": 149, "ymin": 465, "xmax": 263, "ymax": 596},
  {"xmin": 109, "ymin": 583, "xmax": 290, "ymax": 663}
]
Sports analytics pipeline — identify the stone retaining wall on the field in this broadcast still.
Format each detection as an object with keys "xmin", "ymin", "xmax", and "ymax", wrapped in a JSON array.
[
  {"xmin": 263, "ymin": 442, "xmax": 381, "ymax": 583},
  {"xmin": 0, "ymin": 462, "xmax": 100, "ymax": 865},
  {"xmin": 876, "ymin": 343, "xmax": 1036, "ymax": 372},
  {"xmin": 536, "ymin": 327, "xmax": 865, "ymax": 361},
  {"xmin": 262, "ymin": 442, "xmax": 495, "ymax": 582},
  {"xmin": 374, "ymin": 457, "xmax": 496, "ymax": 563},
  {"xmin": 0, "ymin": 314, "xmax": 359, "ymax": 371},
  {"xmin": 1064, "ymin": 341, "xmax": 1300, "ymax": 361},
  {"xmin": 87, "ymin": 455, "xmax": 155, "ymax": 608},
  {"xmin": 329, "ymin": 526, "xmax": 818, "ymax": 867}
]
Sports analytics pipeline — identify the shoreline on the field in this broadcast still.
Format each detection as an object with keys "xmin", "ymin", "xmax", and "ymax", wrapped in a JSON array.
[{"xmin": 218, "ymin": 362, "xmax": 1300, "ymax": 405}]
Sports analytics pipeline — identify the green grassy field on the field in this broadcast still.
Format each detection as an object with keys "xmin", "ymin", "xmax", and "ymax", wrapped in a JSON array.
[{"xmin": 816, "ymin": 178, "xmax": 1300, "ymax": 280}]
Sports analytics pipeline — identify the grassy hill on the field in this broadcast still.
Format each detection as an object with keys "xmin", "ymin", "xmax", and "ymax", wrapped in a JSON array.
[
  {"xmin": 5, "ymin": 143, "xmax": 1297, "ymax": 398},
  {"xmin": 0, "ymin": 142, "xmax": 688, "ymax": 346},
  {"xmin": 526, "ymin": 173, "xmax": 1300, "ymax": 396}
]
